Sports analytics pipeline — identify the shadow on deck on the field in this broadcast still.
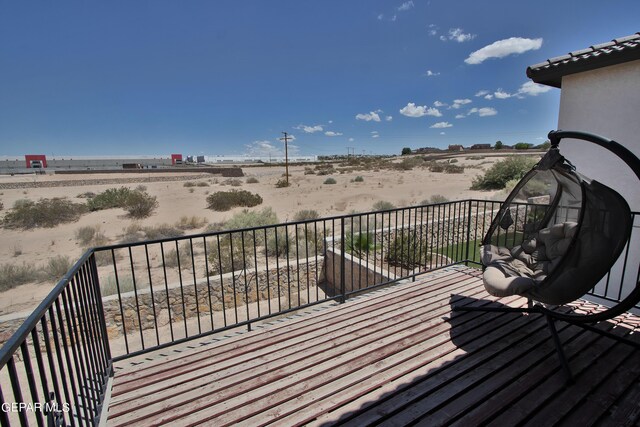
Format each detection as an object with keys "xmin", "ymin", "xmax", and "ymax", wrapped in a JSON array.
[{"xmin": 106, "ymin": 267, "xmax": 640, "ymax": 426}]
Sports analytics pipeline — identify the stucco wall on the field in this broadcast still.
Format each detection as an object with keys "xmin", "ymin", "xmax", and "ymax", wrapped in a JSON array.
[
  {"xmin": 557, "ymin": 60, "xmax": 640, "ymax": 210},
  {"xmin": 557, "ymin": 59, "xmax": 640, "ymax": 310}
]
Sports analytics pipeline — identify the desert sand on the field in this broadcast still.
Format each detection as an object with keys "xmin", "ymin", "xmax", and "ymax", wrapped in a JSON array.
[{"xmin": 0, "ymin": 154, "xmax": 509, "ymax": 316}]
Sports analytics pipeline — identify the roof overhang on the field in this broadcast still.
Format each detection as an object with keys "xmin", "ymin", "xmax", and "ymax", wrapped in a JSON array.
[{"xmin": 526, "ymin": 33, "xmax": 640, "ymax": 88}]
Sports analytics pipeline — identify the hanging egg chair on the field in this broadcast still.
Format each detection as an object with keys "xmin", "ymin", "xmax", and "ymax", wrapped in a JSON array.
[{"xmin": 456, "ymin": 130, "xmax": 640, "ymax": 381}]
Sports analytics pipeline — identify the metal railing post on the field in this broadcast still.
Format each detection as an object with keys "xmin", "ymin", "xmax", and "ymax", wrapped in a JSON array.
[
  {"xmin": 90, "ymin": 252, "xmax": 113, "ymax": 376},
  {"xmin": 340, "ymin": 217, "xmax": 346, "ymax": 303},
  {"xmin": 464, "ymin": 200, "xmax": 473, "ymax": 266}
]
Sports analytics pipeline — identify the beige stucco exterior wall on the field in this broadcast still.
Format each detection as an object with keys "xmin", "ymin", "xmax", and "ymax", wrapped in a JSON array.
[
  {"xmin": 557, "ymin": 60, "xmax": 640, "ymax": 210},
  {"xmin": 556, "ymin": 59, "xmax": 640, "ymax": 309}
]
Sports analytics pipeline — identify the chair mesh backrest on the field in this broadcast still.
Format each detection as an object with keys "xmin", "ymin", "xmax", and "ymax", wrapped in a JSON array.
[{"xmin": 483, "ymin": 155, "xmax": 632, "ymax": 305}]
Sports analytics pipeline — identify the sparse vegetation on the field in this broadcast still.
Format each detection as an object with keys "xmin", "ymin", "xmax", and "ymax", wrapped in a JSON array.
[
  {"xmin": 372, "ymin": 200, "xmax": 395, "ymax": 211},
  {"xmin": 354, "ymin": 176, "xmax": 364, "ymax": 182},
  {"xmin": 123, "ymin": 190, "xmax": 158, "ymax": 218},
  {"xmin": 275, "ymin": 179, "xmax": 290, "ymax": 188},
  {"xmin": 443, "ymin": 163, "xmax": 464, "ymax": 174},
  {"xmin": 293, "ymin": 210, "xmax": 320, "ymax": 221},
  {"xmin": 177, "ymin": 215, "xmax": 208, "ymax": 230},
  {"xmin": 206, "ymin": 190, "xmax": 263, "ymax": 211},
  {"xmin": 0, "ymin": 263, "xmax": 33, "ymax": 291},
  {"xmin": 222, "ymin": 178, "xmax": 243, "ymax": 187},
  {"xmin": 3, "ymin": 198, "xmax": 88, "ymax": 229},
  {"xmin": 471, "ymin": 156, "xmax": 538, "ymax": 190},
  {"xmin": 86, "ymin": 187, "xmax": 158, "ymax": 218},
  {"xmin": 346, "ymin": 232, "xmax": 375, "ymax": 258},
  {"xmin": 183, "ymin": 182, "xmax": 196, "ymax": 188},
  {"xmin": 427, "ymin": 194, "xmax": 449, "ymax": 204},
  {"xmin": 143, "ymin": 224, "xmax": 184, "ymax": 240},
  {"xmin": 246, "ymin": 177, "xmax": 259, "ymax": 184},
  {"xmin": 42, "ymin": 255, "xmax": 73, "ymax": 281},
  {"xmin": 386, "ymin": 231, "xmax": 427, "ymax": 269},
  {"xmin": 323, "ymin": 178, "xmax": 337, "ymax": 185},
  {"xmin": 75, "ymin": 225, "xmax": 99, "ymax": 246}
]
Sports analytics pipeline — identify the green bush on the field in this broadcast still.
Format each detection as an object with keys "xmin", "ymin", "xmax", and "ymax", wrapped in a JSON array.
[
  {"xmin": 196, "ymin": 182, "xmax": 210, "ymax": 187},
  {"xmin": 471, "ymin": 156, "xmax": 538, "ymax": 190},
  {"xmin": 354, "ymin": 176, "xmax": 364, "ymax": 182},
  {"xmin": 386, "ymin": 231, "xmax": 427, "ymax": 269},
  {"xmin": 183, "ymin": 182, "xmax": 196, "ymax": 188},
  {"xmin": 3, "ymin": 198, "xmax": 88, "ymax": 229},
  {"xmin": 275, "ymin": 179, "xmax": 290, "ymax": 188},
  {"xmin": 123, "ymin": 191, "xmax": 158, "ymax": 218},
  {"xmin": 323, "ymin": 178, "xmax": 337, "ymax": 185},
  {"xmin": 514, "ymin": 142, "xmax": 533, "ymax": 150},
  {"xmin": 207, "ymin": 232, "xmax": 255, "ymax": 275},
  {"xmin": 345, "ymin": 232, "xmax": 375, "ymax": 258},
  {"xmin": 428, "ymin": 194, "xmax": 449, "ymax": 204},
  {"xmin": 428, "ymin": 162, "xmax": 445, "ymax": 173},
  {"xmin": 87, "ymin": 187, "xmax": 133, "ymax": 211},
  {"xmin": 264, "ymin": 228, "xmax": 292, "ymax": 257},
  {"xmin": 206, "ymin": 190, "xmax": 263, "ymax": 211}
]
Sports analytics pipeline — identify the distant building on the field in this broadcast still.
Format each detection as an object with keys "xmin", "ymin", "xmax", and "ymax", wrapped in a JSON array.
[
  {"xmin": 448, "ymin": 145, "xmax": 464, "ymax": 152},
  {"xmin": 470, "ymin": 144, "xmax": 491, "ymax": 150}
]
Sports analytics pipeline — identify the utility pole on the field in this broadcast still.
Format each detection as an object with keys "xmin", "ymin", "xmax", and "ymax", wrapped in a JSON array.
[{"xmin": 279, "ymin": 132, "xmax": 290, "ymax": 185}]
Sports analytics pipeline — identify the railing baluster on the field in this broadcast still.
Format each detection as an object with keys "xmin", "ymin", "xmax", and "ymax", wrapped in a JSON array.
[
  {"xmin": 20, "ymin": 341, "xmax": 44, "ymax": 427},
  {"xmin": 7, "ymin": 357, "xmax": 28, "ymax": 427},
  {"xmin": 202, "ymin": 236, "xmax": 215, "ymax": 332},
  {"xmin": 174, "ymin": 241, "xmax": 189, "ymax": 339},
  {"xmin": 159, "ymin": 242, "xmax": 175, "ymax": 343},
  {"xmin": 127, "ymin": 247, "xmax": 145, "ymax": 350}
]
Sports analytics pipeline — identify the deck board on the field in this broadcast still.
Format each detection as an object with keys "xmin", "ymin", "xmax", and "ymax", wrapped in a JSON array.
[{"xmin": 106, "ymin": 266, "xmax": 640, "ymax": 426}]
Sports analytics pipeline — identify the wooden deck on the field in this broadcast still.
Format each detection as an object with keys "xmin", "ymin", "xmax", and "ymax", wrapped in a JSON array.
[{"xmin": 105, "ymin": 266, "xmax": 640, "ymax": 426}]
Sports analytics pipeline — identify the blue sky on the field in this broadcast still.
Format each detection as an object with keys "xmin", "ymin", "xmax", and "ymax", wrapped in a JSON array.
[{"xmin": 0, "ymin": 1, "xmax": 638, "ymax": 157}]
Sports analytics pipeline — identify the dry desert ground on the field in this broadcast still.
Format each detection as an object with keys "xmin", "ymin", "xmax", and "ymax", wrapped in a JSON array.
[{"xmin": 0, "ymin": 154, "xmax": 516, "ymax": 317}]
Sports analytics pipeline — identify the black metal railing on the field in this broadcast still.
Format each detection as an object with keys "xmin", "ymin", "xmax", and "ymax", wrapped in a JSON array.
[
  {"xmin": 0, "ymin": 199, "xmax": 638, "ymax": 426},
  {"xmin": 0, "ymin": 252, "xmax": 111, "ymax": 427}
]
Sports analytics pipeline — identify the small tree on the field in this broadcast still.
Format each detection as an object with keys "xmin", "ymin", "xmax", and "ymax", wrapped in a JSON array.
[
  {"xmin": 494, "ymin": 140, "xmax": 503, "ymax": 150},
  {"xmin": 401, "ymin": 147, "xmax": 412, "ymax": 156},
  {"xmin": 514, "ymin": 142, "xmax": 533, "ymax": 150}
]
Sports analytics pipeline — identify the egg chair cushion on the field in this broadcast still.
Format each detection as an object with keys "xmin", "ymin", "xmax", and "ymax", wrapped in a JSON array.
[{"xmin": 482, "ymin": 221, "xmax": 578, "ymax": 298}]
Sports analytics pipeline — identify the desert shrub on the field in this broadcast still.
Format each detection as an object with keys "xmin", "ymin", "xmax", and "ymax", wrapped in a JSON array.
[
  {"xmin": 206, "ymin": 190, "xmax": 262, "ymax": 211},
  {"xmin": 143, "ymin": 224, "xmax": 184, "ymax": 240},
  {"xmin": 0, "ymin": 201, "xmax": 3, "ymax": 210},
  {"xmin": 372, "ymin": 201, "xmax": 395, "ymax": 211},
  {"xmin": 275, "ymin": 179, "xmax": 290, "ymax": 188},
  {"xmin": 293, "ymin": 210, "xmax": 320, "ymax": 221},
  {"xmin": 222, "ymin": 178, "xmax": 242, "ymax": 187},
  {"xmin": 75, "ymin": 225, "xmax": 99, "ymax": 246},
  {"xmin": 87, "ymin": 187, "xmax": 133, "ymax": 211},
  {"xmin": 323, "ymin": 178, "xmax": 337, "ymax": 185},
  {"xmin": 444, "ymin": 164, "xmax": 464, "ymax": 174},
  {"xmin": 397, "ymin": 157, "xmax": 423, "ymax": 171},
  {"xmin": 246, "ymin": 177, "xmax": 259, "ymax": 184},
  {"xmin": 207, "ymin": 233, "xmax": 255, "ymax": 275},
  {"xmin": 3, "ymin": 198, "xmax": 88, "ymax": 229},
  {"xmin": 428, "ymin": 162, "xmax": 445, "ymax": 173},
  {"xmin": 177, "ymin": 215, "xmax": 208, "ymax": 230},
  {"xmin": 196, "ymin": 182, "xmax": 209, "ymax": 187},
  {"xmin": 135, "ymin": 185, "xmax": 147, "ymax": 192},
  {"xmin": 304, "ymin": 168, "xmax": 315, "ymax": 175},
  {"xmin": 386, "ymin": 231, "xmax": 426, "ymax": 269},
  {"xmin": 164, "ymin": 242, "xmax": 193, "ymax": 270},
  {"xmin": 0, "ymin": 263, "xmax": 33, "ymax": 291},
  {"xmin": 101, "ymin": 275, "xmax": 135, "ymax": 296},
  {"xmin": 354, "ymin": 176, "xmax": 364, "ymax": 182},
  {"xmin": 42, "ymin": 255, "xmax": 73, "ymax": 281},
  {"xmin": 428, "ymin": 194, "xmax": 449, "ymax": 204},
  {"xmin": 76, "ymin": 192, "xmax": 96, "ymax": 199},
  {"xmin": 120, "ymin": 223, "xmax": 145, "ymax": 243},
  {"xmin": 183, "ymin": 182, "xmax": 196, "ymax": 188},
  {"xmin": 265, "ymin": 228, "xmax": 293, "ymax": 257},
  {"xmin": 471, "ymin": 156, "xmax": 538, "ymax": 190},
  {"xmin": 449, "ymin": 159, "xmax": 458, "ymax": 163},
  {"xmin": 224, "ymin": 207, "xmax": 278, "ymax": 231},
  {"xmin": 123, "ymin": 191, "xmax": 158, "ymax": 218}
]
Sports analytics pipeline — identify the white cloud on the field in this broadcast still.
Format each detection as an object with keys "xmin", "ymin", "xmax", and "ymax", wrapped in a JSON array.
[
  {"xmin": 465, "ymin": 37, "xmax": 543, "ymax": 65},
  {"xmin": 325, "ymin": 131, "xmax": 343, "ymax": 137},
  {"xmin": 468, "ymin": 107, "xmax": 498, "ymax": 117},
  {"xmin": 494, "ymin": 89, "xmax": 513, "ymax": 99},
  {"xmin": 400, "ymin": 103, "xmax": 442, "ymax": 118},
  {"xmin": 377, "ymin": 13, "xmax": 384, "ymax": 20},
  {"xmin": 442, "ymin": 28, "xmax": 476, "ymax": 43},
  {"xmin": 328, "ymin": 120, "xmax": 333, "ymax": 124},
  {"xmin": 246, "ymin": 140, "xmax": 298, "ymax": 156},
  {"xmin": 451, "ymin": 99, "xmax": 472, "ymax": 109},
  {"xmin": 455, "ymin": 114, "xmax": 466, "ymax": 119},
  {"xmin": 356, "ymin": 111, "xmax": 381, "ymax": 122},
  {"xmin": 431, "ymin": 122, "xmax": 453, "ymax": 128},
  {"xmin": 517, "ymin": 81, "xmax": 552, "ymax": 96},
  {"xmin": 295, "ymin": 124, "xmax": 323, "ymax": 133},
  {"xmin": 371, "ymin": 131, "xmax": 380, "ymax": 139},
  {"xmin": 391, "ymin": 15, "xmax": 397, "ymax": 21},
  {"xmin": 425, "ymin": 70, "xmax": 440, "ymax": 77},
  {"xmin": 484, "ymin": 94, "xmax": 494, "ymax": 100},
  {"xmin": 397, "ymin": 1, "xmax": 414, "ymax": 11},
  {"xmin": 475, "ymin": 90, "xmax": 489, "ymax": 97},
  {"xmin": 440, "ymin": 132, "xmax": 446, "ymax": 135},
  {"xmin": 434, "ymin": 100, "xmax": 446, "ymax": 107},
  {"xmin": 385, "ymin": 115, "xmax": 393, "ymax": 121},
  {"xmin": 428, "ymin": 24, "xmax": 438, "ymax": 36},
  {"xmin": 348, "ymin": 137, "xmax": 355, "ymax": 142}
]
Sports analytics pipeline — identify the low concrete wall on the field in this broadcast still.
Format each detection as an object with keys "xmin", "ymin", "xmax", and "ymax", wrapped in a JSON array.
[{"xmin": 323, "ymin": 248, "xmax": 394, "ymax": 297}]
